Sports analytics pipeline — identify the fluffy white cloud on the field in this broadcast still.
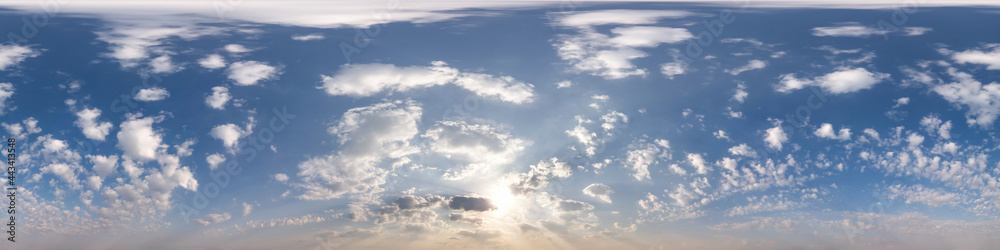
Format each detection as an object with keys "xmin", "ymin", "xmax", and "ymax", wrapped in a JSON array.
[
  {"xmin": 205, "ymin": 86, "xmax": 232, "ymax": 110},
  {"xmin": 198, "ymin": 54, "xmax": 226, "ymax": 69},
  {"xmin": 74, "ymin": 108, "xmax": 113, "ymax": 141},
  {"xmin": 729, "ymin": 144, "xmax": 758, "ymax": 158},
  {"xmin": 764, "ymin": 124, "xmax": 788, "ymax": 151},
  {"xmin": 903, "ymin": 27, "xmax": 932, "ymax": 36},
  {"xmin": 134, "ymin": 87, "xmax": 170, "ymax": 101},
  {"xmin": 242, "ymin": 202, "xmax": 254, "ymax": 216},
  {"xmin": 951, "ymin": 44, "xmax": 1000, "ymax": 70},
  {"xmin": 87, "ymin": 155, "xmax": 118, "ymax": 178},
  {"xmin": 661, "ymin": 60, "xmax": 687, "ymax": 79},
  {"xmin": 777, "ymin": 68, "xmax": 889, "ymax": 94},
  {"xmin": 210, "ymin": 123, "xmax": 252, "ymax": 154},
  {"xmin": 508, "ymin": 158, "xmax": 571, "ymax": 195},
  {"xmin": 732, "ymin": 84, "xmax": 748, "ymax": 103},
  {"xmin": 206, "ymin": 153, "xmax": 225, "ymax": 170},
  {"xmin": 555, "ymin": 80, "xmax": 573, "ymax": 88},
  {"xmin": 320, "ymin": 61, "xmax": 534, "ymax": 104},
  {"xmin": 814, "ymin": 123, "xmax": 851, "ymax": 140},
  {"xmin": 296, "ymin": 100, "xmax": 421, "ymax": 200},
  {"xmin": 274, "ymin": 173, "xmax": 289, "ymax": 182},
  {"xmin": 932, "ymin": 68, "xmax": 1000, "ymax": 127},
  {"xmin": 583, "ymin": 183, "xmax": 613, "ymax": 204},
  {"xmin": 150, "ymin": 55, "xmax": 181, "ymax": 74},
  {"xmin": 687, "ymin": 153, "xmax": 711, "ymax": 174},
  {"xmin": 116, "ymin": 114, "xmax": 164, "ymax": 161},
  {"xmin": 553, "ymin": 10, "xmax": 693, "ymax": 79},
  {"xmin": 726, "ymin": 60, "xmax": 767, "ymax": 75},
  {"xmin": 292, "ymin": 33, "xmax": 325, "ymax": 41},
  {"xmin": 625, "ymin": 139, "xmax": 671, "ymax": 181},
  {"xmin": 227, "ymin": 61, "xmax": 280, "ymax": 86},
  {"xmin": 885, "ymin": 184, "xmax": 963, "ymax": 207},
  {"xmin": 424, "ymin": 120, "xmax": 528, "ymax": 179},
  {"xmin": 0, "ymin": 44, "xmax": 40, "ymax": 70}
]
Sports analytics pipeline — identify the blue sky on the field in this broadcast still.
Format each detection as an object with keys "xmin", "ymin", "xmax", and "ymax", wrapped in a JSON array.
[{"xmin": 1, "ymin": 0, "xmax": 1000, "ymax": 249}]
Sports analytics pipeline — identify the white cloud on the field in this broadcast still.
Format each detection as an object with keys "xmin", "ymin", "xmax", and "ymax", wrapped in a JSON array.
[
  {"xmin": 116, "ymin": 114, "xmax": 164, "ymax": 161},
  {"xmin": 951, "ymin": 44, "xmax": 1000, "ymax": 70},
  {"xmin": 553, "ymin": 10, "xmax": 693, "ymax": 79},
  {"xmin": 885, "ymin": 184, "xmax": 963, "ymax": 207},
  {"xmin": 227, "ymin": 61, "xmax": 280, "ymax": 86},
  {"xmin": 150, "ymin": 55, "xmax": 181, "ymax": 74},
  {"xmin": 932, "ymin": 68, "xmax": 1000, "ymax": 127},
  {"xmin": 0, "ymin": 83, "xmax": 14, "ymax": 115},
  {"xmin": 210, "ymin": 123, "xmax": 252, "ymax": 154},
  {"xmin": 726, "ymin": 60, "xmax": 767, "ymax": 75},
  {"xmin": 296, "ymin": 100, "xmax": 421, "ymax": 200},
  {"xmin": 812, "ymin": 24, "xmax": 887, "ymax": 37},
  {"xmin": 242, "ymin": 202, "xmax": 254, "ymax": 216},
  {"xmin": 764, "ymin": 124, "xmax": 788, "ymax": 151},
  {"xmin": 813, "ymin": 123, "xmax": 851, "ymax": 140},
  {"xmin": 74, "ymin": 108, "xmax": 113, "ymax": 141},
  {"xmin": 583, "ymin": 183, "xmax": 613, "ymax": 204},
  {"xmin": 292, "ymin": 33, "xmax": 325, "ymax": 41},
  {"xmin": 777, "ymin": 68, "xmax": 890, "ymax": 94},
  {"xmin": 274, "ymin": 173, "xmax": 289, "ymax": 182},
  {"xmin": 134, "ymin": 87, "xmax": 170, "ymax": 101},
  {"xmin": 224, "ymin": 44, "xmax": 252, "ymax": 53},
  {"xmin": 206, "ymin": 153, "xmax": 226, "ymax": 170},
  {"xmin": 732, "ymin": 83, "xmax": 748, "ymax": 103},
  {"xmin": 424, "ymin": 120, "xmax": 528, "ymax": 179},
  {"xmin": 95, "ymin": 24, "xmax": 221, "ymax": 68},
  {"xmin": 729, "ymin": 144, "xmax": 758, "ymax": 158},
  {"xmin": 87, "ymin": 155, "xmax": 118, "ymax": 178},
  {"xmin": 687, "ymin": 153, "xmax": 711, "ymax": 174},
  {"xmin": 555, "ymin": 80, "xmax": 573, "ymax": 88},
  {"xmin": 903, "ymin": 27, "xmax": 932, "ymax": 36},
  {"xmin": 508, "ymin": 158, "xmax": 571, "ymax": 195},
  {"xmin": 205, "ymin": 86, "xmax": 232, "ymax": 110},
  {"xmin": 198, "ymin": 54, "xmax": 226, "ymax": 69},
  {"xmin": 0, "ymin": 44, "xmax": 40, "ymax": 70},
  {"xmin": 660, "ymin": 61, "xmax": 687, "ymax": 79},
  {"xmin": 319, "ymin": 61, "xmax": 534, "ymax": 104},
  {"xmin": 893, "ymin": 97, "xmax": 909, "ymax": 108},
  {"xmin": 714, "ymin": 130, "xmax": 729, "ymax": 140},
  {"xmin": 625, "ymin": 139, "xmax": 671, "ymax": 181}
]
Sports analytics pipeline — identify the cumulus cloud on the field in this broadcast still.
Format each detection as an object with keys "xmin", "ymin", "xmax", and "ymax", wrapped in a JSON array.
[
  {"xmin": 95, "ymin": 25, "xmax": 221, "ymax": 68},
  {"xmin": 227, "ymin": 61, "xmax": 280, "ymax": 86},
  {"xmin": 777, "ymin": 68, "xmax": 890, "ymax": 94},
  {"xmin": 932, "ymin": 68, "xmax": 1000, "ymax": 127},
  {"xmin": 0, "ymin": 44, "xmax": 40, "ymax": 70},
  {"xmin": 210, "ymin": 123, "xmax": 252, "ymax": 154},
  {"xmin": 116, "ymin": 114, "xmax": 164, "ymax": 161},
  {"xmin": 87, "ymin": 155, "xmax": 118, "ymax": 178},
  {"xmin": 319, "ymin": 61, "xmax": 534, "ymax": 104},
  {"xmin": 732, "ymin": 83, "xmax": 748, "ymax": 103},
  {"xmin": 729, "ymin": 143, "xmax": 758, "ymax": 158},
  {"xmin": 206, "ymin": 153, "xmax": 225, "ymax": 170},
  {"xmin": 205, "ymin": 86, "xmax": 232, "ymax": 110},
  {"xmin": 296, "ymin": 100, "xmax": 421, "ymax": 200},
  {"xmin": 424, "ymin": 120, "xmax": 528, "ymax": 179},
  {"xmin": 508, "ymin": 158, "xmax": 571, "ymax": 195},
  {"xmin": 74, "ymin": 108, "xmax": 113, "ymax": 141},
  {"xmin": 198, "ymin": 54, "xmax": 226, "ymax": 69},
  {"xmin": 726, "ymin": 60, "xmax": 767, "ymax": 75},
  {"xmin": 625, "ymin": 139, "xmax": 671, "ymax": 181},
  {"xmin": 149, "ymin": 55, "xmax": 181, "ymax": 74},
  {"xmin": 583, "ymin": 183, "xmax": 613, "ymax": 203},
  {"xmin": 134, "ymin": 87, "xmax": 170, "ymax": 101},
  {"xmin": 552, "ymin": 10, "xmax": 694, "ymax": 79},
  {"xmin": 686, "ymin": 153, "xmax": 711, "ymax": 174},
  {"xmin": 764, "ymin": 123, "xmax": 788, "ymax": 151},
  {"xmin": 813, "ymin": 123, "xmax": 851, "ymax": 140}
]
